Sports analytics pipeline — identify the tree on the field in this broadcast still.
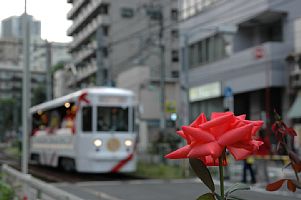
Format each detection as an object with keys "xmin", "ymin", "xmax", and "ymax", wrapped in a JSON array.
[{"xmin": 31, "ymin": 85, "xmax": 46, "ymax": 106}]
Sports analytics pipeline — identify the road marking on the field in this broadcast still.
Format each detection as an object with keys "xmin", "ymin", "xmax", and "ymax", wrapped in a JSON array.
[
  {"xmin": 55, "ymin": 178, "xmax": 301, "ymax": 198},
  {"xmin": 77, "ymin": 187, "xmax": 124, "ymax": 200},
  {"xmin": 69, "ymin": 178, "xmax": 199, "ymax": 187}
]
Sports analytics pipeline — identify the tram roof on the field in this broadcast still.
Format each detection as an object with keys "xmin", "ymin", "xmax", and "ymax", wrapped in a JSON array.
[{"xmin": 30, "ymin": 87, "xmax": 134, "ymax": 113}]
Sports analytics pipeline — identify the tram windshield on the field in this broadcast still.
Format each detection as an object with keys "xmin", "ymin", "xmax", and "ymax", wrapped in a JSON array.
[{"xmin": 97, "ymin": 106, "xmax": 129, "ymax": 132}]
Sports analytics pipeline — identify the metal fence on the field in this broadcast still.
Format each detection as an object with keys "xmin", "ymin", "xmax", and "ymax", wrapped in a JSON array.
[{"xmin": 1, "ymin": 164, "xmax": 84, "ymax": 200}]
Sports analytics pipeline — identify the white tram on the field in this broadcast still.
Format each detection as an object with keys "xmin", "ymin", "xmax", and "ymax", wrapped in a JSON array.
[{"xmin": 29, "ymin": 87, "xmax": 137, "ymax": 173}]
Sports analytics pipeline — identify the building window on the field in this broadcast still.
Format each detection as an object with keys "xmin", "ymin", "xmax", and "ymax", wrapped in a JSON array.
[
  {"xmin": 171, "ymin": 50, "xmax": 179, "ymax": 62},
  {"xmin": 99, "ymin": 4, "xmax": 109, "ymax": 15},
  {"xmin": 171, "ymin": 9, "xmax": 178, "ymax": 21},
  {"xmin": 180, "ymin": 0, "xmax": 219, "ymax": 19},
  {"xmin": 188, "ymin": 33, "xmax": 227, "ymax": 68},
  {"xmin": 103, "ymin": 47, "xmax": 108, "ymax": 57},
  {"xmin": 82, "ymin": 106, "xmax": 92, "ymax": 132},
  {"xmin": 102, "ymin": 25, "xmax": 109, "ymax": 36},
  {"xmin": 121, "ymin": 7, "xmax": 134, "ymax": 18},
  {"xmin": 171, "ymin": 29, "xmax": 179, "ymax": 38},
  {"xmin": 171, "ymin": 70, "xmax": 179, "ymax": 78}
]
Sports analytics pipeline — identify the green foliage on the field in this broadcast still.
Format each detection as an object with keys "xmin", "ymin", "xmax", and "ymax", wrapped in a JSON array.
[
  {"xmin": 135, "ymin": 161, "xmax": 184, "ymax": 179},
  {"xmin": 225, "ymin": 183, "xmax": 250, "ymax": 197},
  {"xmin": 226, "ymin": 196, "xmax": 245, "ymax": 200},
  {"xmin": 0, "ymin": 180, "xmax": 14, "ymax": 200},
  {"xmin": 189, "ymin": 158, "xmax": 215, "ymax": 192},
  {"xmin": 197, "ymin": 193, "xmax": 215, "ymax": 200},
  {"xmin": 51, "ymin": 61, "xmax": 65, "ymax": 74},
  {"xmin": 0, "ymin": 98, "xmax": 16, "ymax": 135},
  {"xmin": 4, "ymin": 145, "xmax": 21, "ymax": 158},
  {"xmin": 32, "ymin": 85, "xmax": 46, "ymax": 106}
]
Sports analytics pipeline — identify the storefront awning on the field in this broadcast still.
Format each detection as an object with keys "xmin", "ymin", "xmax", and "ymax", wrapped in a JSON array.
[{"xmin": 288, "ymin": 91, "xmax": 301, "ymax": 118}]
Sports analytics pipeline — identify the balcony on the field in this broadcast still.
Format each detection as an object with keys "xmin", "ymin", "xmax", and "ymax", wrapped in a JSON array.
[
  {"xmin": 69, "ymin": 14, "xmax": 110, "ymax": 51},
  {"xmin": 67, "ymin": 58, "xmax": 109, "ymax": 86},
  {"xmin": 290, "ymin": 62, "xmax": 301, "ymax": 88},
  {"xmin": 73, "ymin": 41, "xmax": 96, "ymax": 65},
  {"xmin": 188, "ymin": 42, "xmax": 290, "ymax": 93},
  {"xmin": 67, "ymin": 0, "xmax": 109, "ymax": 36},
  {"xmin": 67, "ymin": 0, "xmax": 87, "ymax": 20}
]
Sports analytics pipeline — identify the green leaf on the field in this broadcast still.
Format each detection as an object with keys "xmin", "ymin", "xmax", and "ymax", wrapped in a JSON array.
[
  {"xmin": 225, "ymin": 183, "xmax": 250, "ymax": 196},
  {"xmin": 189, "ymin": 158, "xmax": 215, "ymax": 192},
  {"xmin": 227, "ymin": 195, "xmax": 246, "ymax": 200},
  {"xmin": 196, "ymin": 193, "xmax": 215, "ymax": 200},
  {"xmin": 214, "ymin": 193, "xmax": 223, "ymax": 200}
]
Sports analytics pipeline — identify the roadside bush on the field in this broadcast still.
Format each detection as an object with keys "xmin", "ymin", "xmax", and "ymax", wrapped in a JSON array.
[{"xmin": 0, "ymin": 180, "xmax": 14, "ymax": 200}]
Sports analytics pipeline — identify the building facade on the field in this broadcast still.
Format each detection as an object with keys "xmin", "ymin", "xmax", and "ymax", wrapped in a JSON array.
[
  {"xmin": 1, "ymin": 14, "xmax": 41, "ymax": 40},
  {"xmin": 0, "ymin": 14, "xmax": 71, "ymax": 138},
  {"xmin": 0, "ymin": 62, "xmax": 46, "ymax": 135},
  {"xmin": 179, "ymin": 0, "xmax": 301, "ymax": 127},
  {"xmin": 66, "ymin": 0, "xmax": 181, "ymax": 152},
  {"xmin": 0, "ymin": 38, "xmax": 20, "ymax": 64},
  {"xmin": 66, "ymin": 0, "xmax": 179, "ymax": 88}
]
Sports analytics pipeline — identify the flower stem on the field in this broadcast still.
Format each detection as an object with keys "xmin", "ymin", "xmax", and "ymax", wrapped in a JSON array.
[
  {"xmin": 219, "ymin": 156, "xmax": 224, "ymax": 199},
  {"xmin": 281, "ymin": 141, "xmax": 300, "ymax": 183},
  {"xmin": 294, "ymin": 169, "xmax": 300, "ymax": 183}
]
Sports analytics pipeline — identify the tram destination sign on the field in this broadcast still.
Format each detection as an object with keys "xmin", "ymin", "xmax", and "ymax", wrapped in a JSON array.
[{"xmin": 98, "ymin": 96, "xmax": 129, "ymax": 104}]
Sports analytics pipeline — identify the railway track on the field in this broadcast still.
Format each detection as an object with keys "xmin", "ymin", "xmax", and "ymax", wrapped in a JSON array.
[
  {"xmin": 28, "ymin": 164, "xmax": 144, "ymax": 183},
  {"xmin": 0, "ymin": 151, "xmax": 144, "ymax": 183}
]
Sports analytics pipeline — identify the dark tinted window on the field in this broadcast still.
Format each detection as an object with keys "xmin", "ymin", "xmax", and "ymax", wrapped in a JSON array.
[
  {"xmin": 82, "ymin": 106, "xmax": 92, "ymax": 132},
  {"xmin": 97, "ymin": 107, "xmax": 128, "ymax": 132}
]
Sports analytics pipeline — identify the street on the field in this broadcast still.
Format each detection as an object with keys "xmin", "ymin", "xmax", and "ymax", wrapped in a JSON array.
[{"xmin": 55, "ymin": 178, "xmax": 301, "ymax": 200}]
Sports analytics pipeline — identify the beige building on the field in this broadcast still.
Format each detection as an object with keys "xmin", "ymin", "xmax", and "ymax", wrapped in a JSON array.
[
  {"xmin": 117, "ymin": 66, "xmax": 180, "ymax": 152},
  {"xmin": 66, "ymin": 0, "xmax": 179, "ymax": 87}
]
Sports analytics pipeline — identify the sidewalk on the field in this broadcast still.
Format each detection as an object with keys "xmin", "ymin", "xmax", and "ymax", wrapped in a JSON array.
[
  {"xmin": 228, "ymin": 161, "xmax": 296, "ymax": 182},
  {"xmin": 223, "ymin": 160, "xmax": 301, "ymax": 197}
]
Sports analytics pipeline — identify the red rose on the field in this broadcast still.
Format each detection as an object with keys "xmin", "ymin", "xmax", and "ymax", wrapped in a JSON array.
[{"xmin": 165, "ymin": 112, "xmax": 263, "ymax": 165}]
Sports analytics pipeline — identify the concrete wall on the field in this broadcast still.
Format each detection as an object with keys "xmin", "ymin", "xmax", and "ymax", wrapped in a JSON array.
[
  {"xmin": 110, "ymin": 0, "xmax": 179, "ymax": 80},
  {"xmin": 180, "ymin": 0, "xmax": 301, "ymax": 95}
]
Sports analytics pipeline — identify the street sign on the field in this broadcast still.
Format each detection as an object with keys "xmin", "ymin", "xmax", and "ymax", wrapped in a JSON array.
[
  {"xmin": 224, "ymin": 86, "xmax": 233, "ymax": 111},
  {"xmin": 224, "ymin": 86, "xmax": 233, "ymax": 97},
  {"xmin": 254, "ymin": 46, "xmax": 264, "ymax": 59}
]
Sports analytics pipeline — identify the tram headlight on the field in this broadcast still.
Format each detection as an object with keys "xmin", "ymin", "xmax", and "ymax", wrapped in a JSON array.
[
  {"xmin": 124, "ymin": 139, "xmax": 133, "ymax": 147},
  {"xmin": 93, "ymin": 139, "xmax": 102, "ymax": 148}
]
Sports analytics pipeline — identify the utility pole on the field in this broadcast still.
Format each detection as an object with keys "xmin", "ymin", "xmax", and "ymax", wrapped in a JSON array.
[
  {"xmin": 158, "ymin": 5, "xmax": 166, "ymax": 131},
  {"xmin": 181, "ymin": 35, "xmax": 190, "ymax": 126},
  {"xmin": 46, "ymin": 41, "xmax": 52, "ymax": 100},
  {"xmin": 22, "ymin": 0, "xmax": 30, "ymax": 174},
  {"xmin": 96, "ymin": 26, "xmax": 108, "ymax": 86}
]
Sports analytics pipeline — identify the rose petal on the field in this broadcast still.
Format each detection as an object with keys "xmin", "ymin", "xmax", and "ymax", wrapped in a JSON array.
[
  {"xmin": 227, "ymin": 146, "xmax": 253, "ymax": 160},
  {"xmin": 188, "ymin": 142, "xmax": 223, "ymax": 158},
  {"xmin": 190, "ymin": 113, "xmax": 207, "ymax": 127},
  {"xmin": 199, "ymin": 112, "xmax": 234, "ymax": 130},
  {"xmin": 200, "ymin": 155, "xmax": 227, "ymax": 166},
  {"xmin": 182, "ymin": 126, "xmax": 215, "ymax": 143},
  {"xmin": 218, "ymin": 124, "xmax": 253, "ymax": 146},
  {"xmin": 165, "ymin": 145, "xmax": 191, "ymax": 159},
  {"xmin": 236, "ymin": 114, "xmax": 246, "ymax": 120},
  {"xmin": 177, "ymin": 130, "xmax": 186, "ymax": 139},
  {"xmin": 210, "ymin": 123, "xmax": 231, "ymax": 139},
  {"xmin": 228, "ymin": 142, "xmax": 254, "ymax": 152},
  {"xmin": 211, "ymin": 112, "xmax": 233, "ymax": 119},
  {"xmin": 250, "ymin": 140, "xmax": 264, "ymax": 149}
]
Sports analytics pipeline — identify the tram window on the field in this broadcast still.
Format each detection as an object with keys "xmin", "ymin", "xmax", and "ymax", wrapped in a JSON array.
[
  {"xmin": 97, "ymin": 107, "xmax": 128, "ymax": 132},
  {"xmin": 82, "ymin": 106, "xmax": 92, "ymax": 132}
]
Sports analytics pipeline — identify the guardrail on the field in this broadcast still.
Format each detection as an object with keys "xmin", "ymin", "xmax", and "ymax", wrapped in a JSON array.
[{"xmin": 1, "ymin": 164, "xmax": 84, "ymax": 200}]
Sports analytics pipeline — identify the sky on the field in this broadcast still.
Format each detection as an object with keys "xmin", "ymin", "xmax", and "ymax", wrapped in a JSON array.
[{"xmin": 0, "ymin": 0, "xmax": 72, "ymax": 43}]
